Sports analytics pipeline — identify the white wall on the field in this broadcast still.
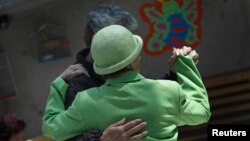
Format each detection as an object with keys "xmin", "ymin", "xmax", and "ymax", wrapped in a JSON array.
[{"xmin": 0, "ymin": 0, "xmax": 249, "ymax": 138}]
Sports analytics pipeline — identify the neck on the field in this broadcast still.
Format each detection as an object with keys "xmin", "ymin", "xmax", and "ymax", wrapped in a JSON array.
[{"xmin": 86, "ymin": 52, "xmax": 93, "ymax": 63}]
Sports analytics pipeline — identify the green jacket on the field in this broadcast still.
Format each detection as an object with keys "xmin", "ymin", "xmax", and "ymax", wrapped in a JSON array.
[{"xmin": 42, "ymin": 55, "xmax": 211, "ymax": 141}]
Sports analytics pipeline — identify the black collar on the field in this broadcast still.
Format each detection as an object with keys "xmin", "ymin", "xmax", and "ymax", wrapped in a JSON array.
[{"xmin": 75, "ymin": 48, "xmax": 104, "ymax": 83}]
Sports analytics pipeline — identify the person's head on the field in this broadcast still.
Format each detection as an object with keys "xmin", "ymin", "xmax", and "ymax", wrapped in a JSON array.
[
  {"xmin": 84, "ymin": 3, "xmax": 138, "ymax": 48},
  {"xmin": 0, "ymin": 113, "xmax": 26, "ymax": 141},
  {"xmin": 91, "ymin": 25, "xmax": 143, "ymax": 79}
]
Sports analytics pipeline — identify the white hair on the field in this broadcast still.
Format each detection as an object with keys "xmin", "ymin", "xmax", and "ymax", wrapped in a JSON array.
[{"xmin": 84, "ymin": 3, "xmax": 138, "ymax": 47}]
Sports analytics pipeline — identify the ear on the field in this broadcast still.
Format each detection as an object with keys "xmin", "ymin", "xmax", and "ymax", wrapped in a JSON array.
[{"xmin": 131, "ymin": 56, "xmax": 141, "ymax": 71}]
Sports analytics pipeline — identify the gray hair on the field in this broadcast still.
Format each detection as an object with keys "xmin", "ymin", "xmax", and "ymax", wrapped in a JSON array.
[{"xmin": 84, "ymin": 3, "xmax": 138, "ymax": 47}]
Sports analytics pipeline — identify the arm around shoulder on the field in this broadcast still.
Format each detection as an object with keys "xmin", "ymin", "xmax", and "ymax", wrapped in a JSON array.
[{"xmin": 42, "ymin": 77, "xmax": 86, "ymax": 140}]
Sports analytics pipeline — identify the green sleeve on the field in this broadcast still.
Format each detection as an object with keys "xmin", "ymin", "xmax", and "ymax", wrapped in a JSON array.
[
  {"xmin": 42, "ymin": 77, "xmax": 86, "ymax": 140},
  {"xmin": 175, "ymin": 55, "xmax": 211, "ymax": 126}
]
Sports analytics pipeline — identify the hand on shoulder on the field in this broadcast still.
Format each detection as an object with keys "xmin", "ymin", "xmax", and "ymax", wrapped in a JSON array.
[{"xmin": 60, "ymin": 64, "xmax": 90, "ymax": 81}]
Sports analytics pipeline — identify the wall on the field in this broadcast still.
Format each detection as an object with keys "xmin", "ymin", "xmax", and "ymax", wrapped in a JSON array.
[
  {"xmin": 0, "ymin": 0, "xmax": 249, "ymax": 138},
  {"xmin": 140, "ymin": 0, "xmax": 250, "ymax": 78},
  {"xmin": 198, "ymin": 0, "xmax": 250, "ymax": 77}
]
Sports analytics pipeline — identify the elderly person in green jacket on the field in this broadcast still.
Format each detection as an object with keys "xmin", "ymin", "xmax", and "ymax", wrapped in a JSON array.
[{"xmin": 42, "ymin": 25, "xmax": 211, "ymax": 141}]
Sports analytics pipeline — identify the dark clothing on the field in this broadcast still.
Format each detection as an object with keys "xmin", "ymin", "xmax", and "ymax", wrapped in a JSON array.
[
  {"xmin": 65, "ymin": 49, "xmax": 104, "ymax": 141},
  {"xmin": 65, "ymin": 48, "xmax": 177, "ymax": 141},
  {"xmin": 163, "ymin": 70, "xmax": 177, "ymax": 80},
  {"xmin": 67, "ymin": 129, "xmax": 102, "ymax": 141},
  {"xmin": 64, "ymin": 49, "xmax": 104, "ymax": 109}
]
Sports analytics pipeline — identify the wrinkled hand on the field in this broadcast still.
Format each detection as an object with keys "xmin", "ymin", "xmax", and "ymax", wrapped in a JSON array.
[
  {"xmin": 60, "ymin": 64, "xmax": 89, "ymax": 81},
  {"xmin": 169, "ymin": 46, "xmax": 199, "ymax": 72},
  {"xmin": 100, "ymin": 118, "xmax": 148, "ymax": 141}
]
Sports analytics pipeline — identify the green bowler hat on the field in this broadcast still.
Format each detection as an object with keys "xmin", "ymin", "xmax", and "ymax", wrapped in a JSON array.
[{"xmin": 91, "ymin": 25, "xmax": 143, "ymax": 75}]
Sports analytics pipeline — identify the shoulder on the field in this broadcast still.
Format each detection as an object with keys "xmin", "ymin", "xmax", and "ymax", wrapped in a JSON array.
[
  {"xmin": 146, "ymin": 78, "xmax": 179, "ymax": 87},
  {"xmin": 65, "ymin": 74, "xmax": 91, "ymax": 97},
  {"xmin": 156, "ymin": 79, "xmax": 179, "ymax": 86},
  {"xmin": 68, "ymin": 74, "xmax": 90, "ymax": 84},
  {"xmin": 76, "ymin": 86, "xmax": 101, "ymax": 99},
  {"xmin": 67, "ymin": 73, "xmax": 97, "ymax": 92},
  {"xmin": 75, "ymin": 87, "xmax": 102, "ymax": 109},
  {"xmin": 145, "ymin": 78, "xmax": 180, "ymax": 93}
]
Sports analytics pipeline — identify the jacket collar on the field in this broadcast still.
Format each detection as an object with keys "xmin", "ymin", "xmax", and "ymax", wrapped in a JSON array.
[
  {"xmin": 105, "ymin": 71, "xmax": 145, "ymax": 85},
  {"xmin": 76, "ymin": 48, "xmax": 104, "ymax": 83}
]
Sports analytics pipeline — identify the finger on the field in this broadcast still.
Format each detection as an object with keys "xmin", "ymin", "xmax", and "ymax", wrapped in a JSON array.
[
  {"xmin": 74, "ymin": 63, "xmax": 82, "ymax": 67},
  {"xmin": 129, "ymin": 131, "xmax": 148, "ymax": 141},
  {"xmin": 73, "ymin": 64, "xmax": 84, "ymax": 70},
  {"xmin": 191, "ymin": 50, "xmax": 199, "ymax": 59},
  {"xmin": 179, "ymin": 48, "xmax": 184, "ymax": 55},
  {"xmin": 110, "ymin": 118, "xmax": 126, "ymax": 127},
  {"xmin": 72, "ymin": 70, "xmax": 86, "ymax": 77},
  {"xmin": 175, "ymin": 48, "xmax": 180, "ymax": 56},
  {"xmin": 194, "ymin": 52, "xmax": 199, "ymax": 60},
  {"xmin": 168, "ymin": 54, "xmax": 177, "ymax": 72},
  {"xmin": 173, "ymin": 47, "xmax": 176, "ymax": 55},
  {"xmin": 190, "ymin": 50, "xmax": 199, "ymax": 65},
  {"xmin": 183, "ymin": 46, "xmax": 187, "ymax": 51},
  {"xmin": 183, "ymin": 46, "xmax": 191, "ymax": 49},
  {"xmin": 168, "ymin": 54, "xmax": 177, "ymax": 65},
  {"xmin": 123, "ymin": 119, "xmax": 143, "ymax": 131},
  {"xmin": 190, "ymin": 50, "xmax": 196, "ymax": 55},
  {"xmin": 72, "ymin": 65, "xmax": 90, "ymax": 77},
  {"xmin": 183, "ymin": 46, "xmax": 192, "ymax": 55},
  {"xmin": 79, "ymin": 67, "xmax": 90, "ymax": 77},
  {"xmin": 195, "ymin": 60, "xmax": 199, "ymax": 65},
  {"xmin": 126, "ymin": 122, "xmax": 147, "ymax": 136},
  {"xmin": 68, "ymin": 65, "xmax": 75, "ymax": 70},
  {"xmin": 83, "ymin": 70, "xmax": 90, "ymax": 77}
]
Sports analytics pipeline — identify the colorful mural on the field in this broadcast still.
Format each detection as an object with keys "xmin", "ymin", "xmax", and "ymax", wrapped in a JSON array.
[{"xmin": 140, "ymin": 0, "xmax": 202, "ymax": 56}]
